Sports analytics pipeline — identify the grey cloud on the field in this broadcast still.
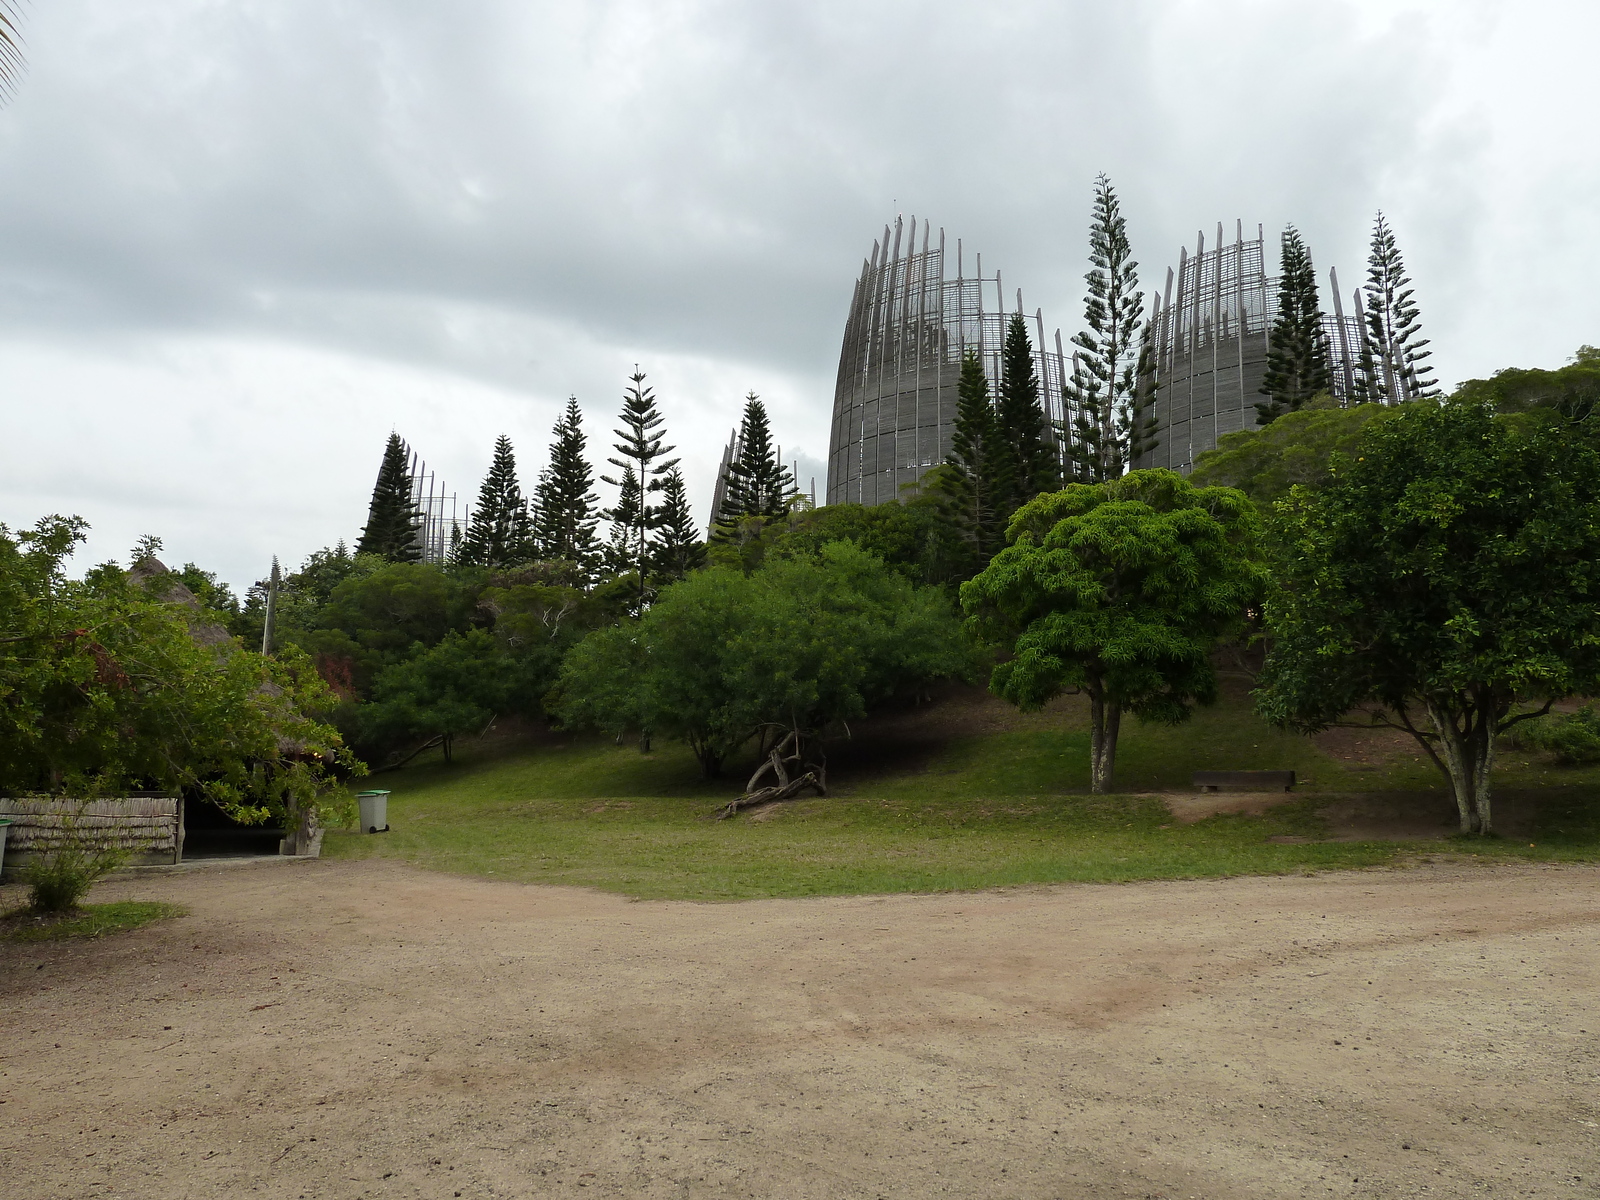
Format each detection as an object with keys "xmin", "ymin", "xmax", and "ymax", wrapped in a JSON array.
[{"xmin": 0, "ymin": 0, "xmax": 1594, "ymax": 586}]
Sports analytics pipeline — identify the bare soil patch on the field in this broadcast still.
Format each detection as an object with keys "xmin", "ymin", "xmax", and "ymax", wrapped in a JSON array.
[
  {"xmin": 2, "ymin": 860, "xmax": 1597, "ymax": 1199},
  {"xmin": 1162, "ymin": 786, "xmax": 1563, "ymax": 843},
  {"xmin": 1310, "ymin": 722, "xmax": 1431, "ymax": 772}
]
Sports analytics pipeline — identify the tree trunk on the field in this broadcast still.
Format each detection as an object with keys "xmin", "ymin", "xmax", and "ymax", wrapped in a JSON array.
[
  {"xmin": 695, "ymin": 743, "xmax": 722, "ymax": 778},
  {"xmin": 1424, "ymin": 699, "xmax": 1495, "ymax": 834},
  {"xmin": 442, "ymin": 733, "xmax": 454, "ymax": 765},
  {"xmin": 1088, "ymin": 689, "xmax": 1122, "ymax": 794}
]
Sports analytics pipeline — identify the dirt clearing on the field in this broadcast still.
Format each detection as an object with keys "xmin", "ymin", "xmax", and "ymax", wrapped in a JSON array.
[{"xmin": 2, "ymin": 859, "xmax": 1597, "ymax": 1199}]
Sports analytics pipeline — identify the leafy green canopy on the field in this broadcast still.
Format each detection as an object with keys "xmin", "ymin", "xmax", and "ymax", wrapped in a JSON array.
[
  {"xmin": 353, "ymin": 564, "xmax": 597, "ymax": 763},
  {"xmin": 1454, "ymin": 347, "xmax": 1600, "ymax": 423},
  {"xmin": 1188, "ymin": 396, "xmax": 1391, "ymax": 510},
  {"xmin": 358, "ymin": 629, "xmax": 552, "ymax": 764},
  {"xmin": 1255, "ymin": 400, "xmax": 1600, "ymax": 833},
  {"xmin": 962, "ymin": 470, "xmax": 1264, "ymax": 792},
  {"xmin": 553, "ymin": 542, "xmax": 979, "ymax": 778},
  {"xmin": 293, "ymin": 560, "xmax": 486, "ymax": 695},
  {"xmin": 724, "ymin": 481, "xmax": 979, "ymax": 587},
  {"xmin": 0, "ymin": 517, "xmax": 354, "ymax": 827}
]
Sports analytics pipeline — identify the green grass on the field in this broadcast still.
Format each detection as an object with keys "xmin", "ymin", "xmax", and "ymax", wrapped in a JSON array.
[
  {"xmin": 325, "ymin": 685, "xmax": 1600, "ymax": 900},
  {"xmin": 1, "ymin": 901, "xmax": 187, "ymax": 943}
]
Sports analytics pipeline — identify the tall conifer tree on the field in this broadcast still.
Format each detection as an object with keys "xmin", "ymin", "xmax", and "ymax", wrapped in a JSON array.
[
  {"xmin": 1065, "ymin": 174, "xmax": 1155, "ymax": 483},
  {"xmin": 649, "ymin": 467, "xmax": 705, "ymax": 582},
  {"xmin": 996, "ymin": 313, "xmax": 1060, "ymax": 506},
  {"xmin": 534, "ymin": 396, "xmax": 602, "ymax": 575},
  {"xmin": 459, "ymin": 434, "xmax": 532, "ymax": 568},
  {"xmin": 943, "ymin": 351, "xmax": 1003, "ymax": 554},
  {"xmin": 1359, "ymin": 212, "xmax": 1438, "ymax": 404},
  {"xmin": 603, "ymin": 370, "xmax": 679, "ymax": 591},
  {"xmin": 713, "ymin": 394, "xmax": 794, "ymax": 535},
  {"xmin": 1256, "ymin": 225, "xmax": 1332, "ymax": 425},
  {"xmin": 604, "ymin": 465, "xmax": 644, "ymax": 579},
  {"xmin": 356, "ymin": 433, "xmax": 422, "ymax": 562}
]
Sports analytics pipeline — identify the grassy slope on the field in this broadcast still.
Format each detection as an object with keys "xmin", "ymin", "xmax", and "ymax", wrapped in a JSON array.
[{"xmin": 325, "ymin": 680, "xmax": 1600, "ymax": 901}]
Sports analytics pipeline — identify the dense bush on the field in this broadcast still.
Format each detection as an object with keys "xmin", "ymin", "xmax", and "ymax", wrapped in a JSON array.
[
  {"xmin": 0, "ymin": 517, "xmax": 353, "ymax": 829},
  {"xmin": 1505, "ymin": 704, "xmax": 1600, "ymax": 764},
  {"xmin": 553, "ymin": 542, "xmax": 980, "ymax": 777}
]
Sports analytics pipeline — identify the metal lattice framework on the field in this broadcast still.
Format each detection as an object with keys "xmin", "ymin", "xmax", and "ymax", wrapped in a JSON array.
[
  {"xmin": 826, "ymin": 217, "xmax": 1074, "ymax": 506},
  {"xmin": 401, "ymin": 441, "xmax": 466, "ymax": 563},
  {"xmin": 1136, "ymin": 221, "xmax": 1368, "ymax": 471}
]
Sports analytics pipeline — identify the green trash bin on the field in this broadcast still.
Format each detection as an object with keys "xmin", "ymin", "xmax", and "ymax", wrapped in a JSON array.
[
  {"xmin": 0, "ymin": 818, "xmax": 11, "ymax": 882},
  {"xmin": 356, "ymin": 791, "xmax": 390, "ymax": 834}
]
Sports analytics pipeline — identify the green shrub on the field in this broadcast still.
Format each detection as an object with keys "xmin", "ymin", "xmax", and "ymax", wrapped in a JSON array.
[
  {"xmin": 1506, "ymin": 704, "xmax": 1600, "ymax": 764},
  {"xmin": 23, "ymin": 842, "xmax": 125, "ymax": 913}
]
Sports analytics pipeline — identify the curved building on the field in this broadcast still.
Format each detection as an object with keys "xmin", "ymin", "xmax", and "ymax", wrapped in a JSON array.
[
  {"xmin": 825, "ymin": 216, "xmax": 1073, "ymax": 506},
  {"xmin": 1135, "ymin": 221, "xmax": 1368, "ymax": 471}
]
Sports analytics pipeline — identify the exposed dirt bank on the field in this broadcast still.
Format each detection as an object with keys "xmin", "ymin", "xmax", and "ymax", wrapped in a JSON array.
[{"xmin": 2, "ymin": 859, "xmax": 1597, "ymax": 1199}]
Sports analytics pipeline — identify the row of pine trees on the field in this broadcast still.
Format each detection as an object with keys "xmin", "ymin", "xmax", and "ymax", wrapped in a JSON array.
[
  {"xmin": 937, "ymin": 174, "xmax": 1160, "ymax": 553},
  {"xmin": 355, "ymin": 373, "xmax": 804, "ymax": 587},
  {"xmin": 1257, "ymin": 212, "xmax": 1437, "ymax": 424},
  {"xmin": 940, "ymin": 176, "xmax": 1440, "ymax": 555},
  {"xmin": 359, "ymin": 179, "xmax": 1440, "ymax": 586}
]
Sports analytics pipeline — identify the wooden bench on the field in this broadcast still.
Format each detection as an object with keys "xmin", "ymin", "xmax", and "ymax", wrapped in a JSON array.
[{"xmin": 1192, "ymin": 770, "xmax": 1295, "ymax": 793}]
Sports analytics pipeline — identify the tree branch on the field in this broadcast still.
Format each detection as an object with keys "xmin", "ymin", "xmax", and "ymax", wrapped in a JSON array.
[
  {"xmin": 1392, "ymin": 702, "xmax": 1451, "ymax": 782},
  {"xmin": 1496, "ymin": 698, "xmax": 1555, "ymax": 734}
]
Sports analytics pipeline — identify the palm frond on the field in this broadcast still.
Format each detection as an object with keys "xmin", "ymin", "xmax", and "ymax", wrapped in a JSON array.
[{"xmin": 0, "ymin": 1, "xmax": 27, "ymax": 104}]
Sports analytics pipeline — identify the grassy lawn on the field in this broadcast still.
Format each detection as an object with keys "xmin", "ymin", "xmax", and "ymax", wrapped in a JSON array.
[
  {"xmin": 325, "ymin": 686, "xmax": 1600, "ymax": 901},
  {"xmin": 0, "ymin": 901, "xmax": 187, "ymax": 943}
]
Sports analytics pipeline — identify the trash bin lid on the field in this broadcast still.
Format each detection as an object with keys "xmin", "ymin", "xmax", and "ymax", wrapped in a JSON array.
[{"xmin": 356, "ymin": 790, "xmax": 391, "ymax": 797}]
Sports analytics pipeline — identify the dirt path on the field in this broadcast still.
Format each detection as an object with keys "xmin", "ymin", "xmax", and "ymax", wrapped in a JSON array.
[{"xmin": 2, "ymin": 860, "xmax": 1597, "ymax": 1199}]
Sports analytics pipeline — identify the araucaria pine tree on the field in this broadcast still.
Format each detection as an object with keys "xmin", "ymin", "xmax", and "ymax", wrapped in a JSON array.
[
  {"xmin": 1066, "ymin": 174, "xmax": 1156, "ymax": 483},
  {"xmin": 997, "ymin": 313, "xmax": 1060, "ymax": 509},
  {"xmin": 356, "ymin": 432, "xmax": 422, "ymax": 562},
  {"xmin": 1359, "ymin": 212, "xmax": 1438, "ymax": 404},
  {"xmin": 459, "ymin": 434, "xmax": 533, "ymax": 569},
  {"xmin": 604, "ymin": 465, "xmax": 644, "ymax": 579},
  {"xmin": 603, "ymin": 370, "xmax": 679, "ymax": 590},
  {"xmin": 1256, "ymin": 225, "xmax": 1332, "ymax": 425},
  {"xmin": 943, "ymin": 351, "xmax": 1004, "ymax": 554},
  {"xmin": 649, "ymin": 466, "xmax": 705, "ymax": 583},
  {"xmin": 713, "ymin": 394, "xmax": 795, "ymax": 534},
  {"xmin": 534, "ymin": 396, "xmax": 602, "ymax": 576}
]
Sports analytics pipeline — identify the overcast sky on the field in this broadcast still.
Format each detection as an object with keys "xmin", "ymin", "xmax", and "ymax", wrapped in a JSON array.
[{"xmin": 2, "ymin": 0, "xmax": 1596, "ymax": 591}]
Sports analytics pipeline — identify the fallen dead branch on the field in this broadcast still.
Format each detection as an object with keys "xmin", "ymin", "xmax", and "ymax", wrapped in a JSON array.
[{"xmin": 716, "ymin": 728, "xmax": 827, "ymax": 819}]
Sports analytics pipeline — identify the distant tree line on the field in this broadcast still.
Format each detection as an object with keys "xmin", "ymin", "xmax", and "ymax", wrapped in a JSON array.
[{"xmin": 17, "ymin": 159, "xmax": 1593, "ymax": 839}]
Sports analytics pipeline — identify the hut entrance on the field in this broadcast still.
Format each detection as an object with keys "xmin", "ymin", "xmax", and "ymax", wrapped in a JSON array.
[{"xmin": 179, "ymin": 798, "xmax": 287, "ymax": 859}]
